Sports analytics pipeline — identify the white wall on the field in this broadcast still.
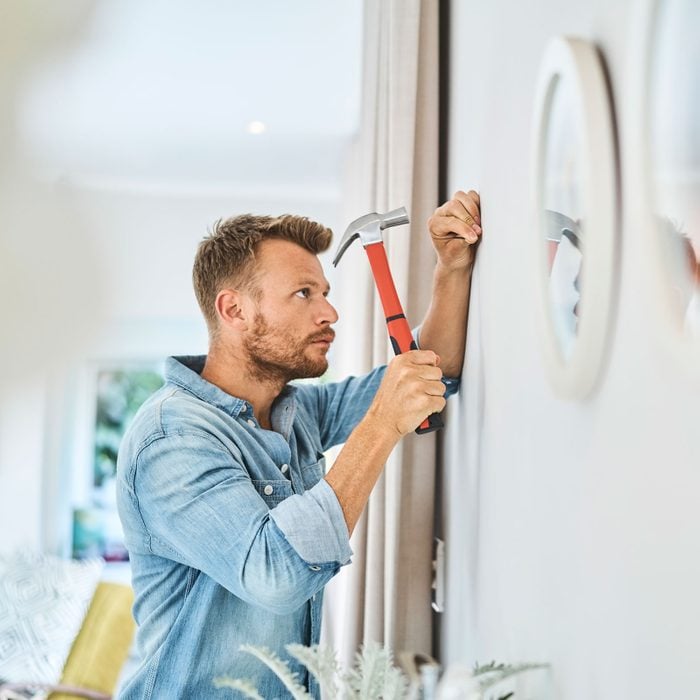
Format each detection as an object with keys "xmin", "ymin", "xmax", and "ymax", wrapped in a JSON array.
[{"xmin": 441, "ymin": 1, "xmax": 700, "ymax": 698}]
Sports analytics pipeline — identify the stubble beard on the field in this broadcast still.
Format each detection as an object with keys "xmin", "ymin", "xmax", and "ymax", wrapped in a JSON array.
[{"xmin": 243, "ymin": 312, "xmax": 330, "ymax": 386}]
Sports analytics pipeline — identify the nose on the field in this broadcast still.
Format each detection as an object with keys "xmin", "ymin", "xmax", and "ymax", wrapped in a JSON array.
[{"xmin": 317, "ymin": 297, "xmax": 339, "ymax": 325}]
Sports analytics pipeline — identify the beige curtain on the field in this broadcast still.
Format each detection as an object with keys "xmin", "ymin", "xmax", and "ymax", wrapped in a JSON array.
[{"xmin": 322, "ymin": 0, "xmax": 440, "ymax": 667}]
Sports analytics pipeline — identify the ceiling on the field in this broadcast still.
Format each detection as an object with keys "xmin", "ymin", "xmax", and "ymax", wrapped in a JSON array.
[{"xmin": 18, "ymin": 0, "xmax": 363, "ymax": 195}]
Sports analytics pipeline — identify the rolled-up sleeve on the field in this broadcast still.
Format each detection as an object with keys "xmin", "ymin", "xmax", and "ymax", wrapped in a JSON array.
[
  {"xmin": 130, "ymin": 432, "xmax": 350, "ymax": 615},
  {"xmin": 270, "ymin": 478, "xmax": 352, "ymax": 565}
]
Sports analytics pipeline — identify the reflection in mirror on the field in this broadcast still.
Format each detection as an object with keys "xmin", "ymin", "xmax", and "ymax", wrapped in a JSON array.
[
  {"xmin": 650, "ymin": 0, "xmax": 700, "ymax": 336},
  {"xmin": 542, "ymin": 75, "xmax": 586, "ymax": 359}
]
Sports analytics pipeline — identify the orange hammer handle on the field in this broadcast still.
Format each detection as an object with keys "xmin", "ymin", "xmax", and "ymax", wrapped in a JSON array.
[{"xmin": 365, "ymin": 243, "xmax": 443, "ymax": 434}]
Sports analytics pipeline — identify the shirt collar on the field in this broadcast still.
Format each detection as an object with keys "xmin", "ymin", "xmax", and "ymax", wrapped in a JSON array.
[
  {"xmin": 166, "ymin": 355, "xmax": 248, "ymax": 418},
  {"xmin": 165, "ymin": 355, "xmax": 298, "ymax": 425}
]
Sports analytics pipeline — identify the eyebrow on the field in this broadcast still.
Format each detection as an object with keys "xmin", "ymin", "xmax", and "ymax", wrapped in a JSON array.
[{"xmin": 296, "ymin": 279, "xmax": 331, "ymax": 293}]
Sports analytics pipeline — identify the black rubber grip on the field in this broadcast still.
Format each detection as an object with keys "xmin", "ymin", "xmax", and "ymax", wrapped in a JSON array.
[
  {"xmin": 415, "ymin": 411, "xmax": 444, "ymax": 434},
  {"xmin": 389, "ymin": 335, "xmax": 419, "ymax": 356}
]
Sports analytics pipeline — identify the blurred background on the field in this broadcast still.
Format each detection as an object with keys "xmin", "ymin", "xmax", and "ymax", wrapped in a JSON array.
[{"xmin": 0, "ymin": 0, "xmax": 363, "ymax": 559}]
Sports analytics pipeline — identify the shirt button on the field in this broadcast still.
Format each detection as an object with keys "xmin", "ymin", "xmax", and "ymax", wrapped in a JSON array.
[
  {"xmin": 280, "ymin": 463, "xmax": 289, "ymax": 474},
  {"xmin": 247, "ymin": 419, "xmax": 256, "ymax": 428},
  {"xmin": 309, "ymin": 565, "xmax": 321, "ymax": 571},
  {"xmin": 263, "ymin": 485, "xmax": 274, "ymax": 496}
]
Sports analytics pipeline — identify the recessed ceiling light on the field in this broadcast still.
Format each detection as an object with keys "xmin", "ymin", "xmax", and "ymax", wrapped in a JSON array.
[{"xmin": 247, "ymin": 120, "xmax": 267, "ymax": 135}]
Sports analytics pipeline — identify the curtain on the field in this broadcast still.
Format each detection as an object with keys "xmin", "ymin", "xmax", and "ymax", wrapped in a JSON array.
[{"xmin": 322, "ymin": 0, "xmax": 441, "ymax": 667}]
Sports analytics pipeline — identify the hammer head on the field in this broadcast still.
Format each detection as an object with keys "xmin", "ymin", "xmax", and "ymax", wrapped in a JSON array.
[{"xmin": 332, "ymin": 207, "xmax": 409, "ymax": 267}]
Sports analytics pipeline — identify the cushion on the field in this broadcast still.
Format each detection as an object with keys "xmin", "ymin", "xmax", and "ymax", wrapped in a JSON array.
[
  {"xmin": 50, "ymin": 582, "xmax": 135, "ymax": 700},
  {"xmin": 0, "ymin": 552, "xmax": 103, "ymax": 685}
]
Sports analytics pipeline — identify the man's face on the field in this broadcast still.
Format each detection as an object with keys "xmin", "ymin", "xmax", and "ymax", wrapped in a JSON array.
[{"xmin": 242, "ymin": 238, "xmax": 338, "ymax": 384}]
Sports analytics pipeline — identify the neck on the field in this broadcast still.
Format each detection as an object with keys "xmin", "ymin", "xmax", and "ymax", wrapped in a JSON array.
[{"xmin": 201, "ymin": 341, "xmax": 286, "ymax": 430}]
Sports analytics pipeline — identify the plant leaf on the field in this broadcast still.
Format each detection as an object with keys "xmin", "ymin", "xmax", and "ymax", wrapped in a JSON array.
[
  {"xmin": 475, "ymin": 662, "xmax": 549, "ymax": 692},
  {"xmin": 346, "ymin": 641, "xmax": 406, "ymax": 700},
  {"xmin": 382, "ymin": 665, "xmax": 410, "ymax": 700},
  {"xmin": 240, "ymin": 644, "xmax": 312, "ymax": 700},
  {"xmin": 286, "ymin": 643, "xmax": 342, "ymax": 699},
  {"xmin": 213, "ymin": 676, "xmax": 265, "ymax": 700},
  {"xmin": 349, "ymin": 642, "xmax": 384, "ymax": 698}
]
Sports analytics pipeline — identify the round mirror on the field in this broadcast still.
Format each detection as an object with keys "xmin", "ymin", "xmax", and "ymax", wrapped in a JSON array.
[
  {"xmin": 542, "ymin": 75, "xmax": 586, "ymax": 360},
  {"xmin": 532, "ymin": 37, "xmax": 618, "ymax": 399},
  {"xmin": 648, "ymin": 0, "xmax": 700, "ymax": 339}
]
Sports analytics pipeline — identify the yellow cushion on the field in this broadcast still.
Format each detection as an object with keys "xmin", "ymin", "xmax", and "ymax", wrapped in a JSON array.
[{"xmin": 50, "ymin": 582, "xmax": 135, "ymax": 700}]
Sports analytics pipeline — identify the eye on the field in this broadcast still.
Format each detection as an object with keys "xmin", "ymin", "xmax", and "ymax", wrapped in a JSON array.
[{"xmin": 295, "ymin": 288, "xmax": 311, "ymax": 299}]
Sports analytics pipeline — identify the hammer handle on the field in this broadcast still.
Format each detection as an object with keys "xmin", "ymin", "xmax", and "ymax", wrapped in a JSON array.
[{"xmin": 365, "ymin": 243, "xmax": 444, "ymax": 435}]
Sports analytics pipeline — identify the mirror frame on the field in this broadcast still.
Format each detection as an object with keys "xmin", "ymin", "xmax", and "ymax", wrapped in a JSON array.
[
  {"xmin": 532, "ymin": 36, "xmax": 618, "ymax": 399},
  {"xmin": 630, "ymin": 0, "xmax": 700, "ymax": 379}
]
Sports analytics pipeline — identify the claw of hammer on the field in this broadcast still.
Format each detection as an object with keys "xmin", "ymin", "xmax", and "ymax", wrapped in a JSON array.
[{"xmin": 332, "ymin": 207, "xmax": 409, "ymax": 267}]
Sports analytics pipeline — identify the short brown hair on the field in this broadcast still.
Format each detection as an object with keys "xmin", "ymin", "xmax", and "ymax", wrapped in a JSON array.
[{"xmin": 193, "ymin": 213, "xmax": 333, "ymax": 332}]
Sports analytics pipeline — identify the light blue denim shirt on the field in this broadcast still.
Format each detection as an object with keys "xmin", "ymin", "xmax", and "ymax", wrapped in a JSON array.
[{"xmin": 117, "ymin": 354, "xmax": 459, "ymax": 699}]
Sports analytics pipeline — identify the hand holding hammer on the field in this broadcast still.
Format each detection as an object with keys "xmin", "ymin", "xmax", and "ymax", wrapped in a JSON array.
[
  {"xmin": 333, "ymin": 207, "xmax": 444, "ymax": 434},
  {"xmin": 333, "ymin": 191, "xmax": 482, "ymax": 434}
]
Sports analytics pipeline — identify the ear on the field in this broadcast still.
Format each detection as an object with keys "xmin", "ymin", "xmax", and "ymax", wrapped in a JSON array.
[{"xmin": 214, "ymin": 288, "xmax": 249, "ymax": 331}]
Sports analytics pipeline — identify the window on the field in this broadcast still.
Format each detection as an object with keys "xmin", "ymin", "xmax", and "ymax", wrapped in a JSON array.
[{"xmin": 72, "ymin": 365, "xmax": 164, "ymax": 561}]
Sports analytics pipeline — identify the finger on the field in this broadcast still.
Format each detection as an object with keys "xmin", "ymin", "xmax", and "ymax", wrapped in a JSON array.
[
  {"xmin": 453, "ymin": 190, "xmax": 481, "ymax": 225},
  {"xmin": 437, "ymin": 199, "xmax": 481, "ymax": 234},
  {"xmin": 439, "ymin": 199, "xmax": 473, "ymax": 221},
  {"xmin": 407, "ymin": 349, "xmax": 440, "ymax": 366},
  {"xmin": 423, "ymin": 379, "xmax": 447, "ymax": 397},
  {"xmin": 454, "ymin": 196, "xmax": 481, "ymax": 228},
  {"xmin": 453, "ymin": 189, "xmax": 480, "ymax": 210},
  {"xmin": 430, "ymin": 216, "xmax": 479, "ymax": 244},
  {"xmin": 426, "ymin": 395, "xmax": 447, "ymax": 415},
  {"xmin": 417, "ymin": 366, "xmax": 444, "ymax": 382}
]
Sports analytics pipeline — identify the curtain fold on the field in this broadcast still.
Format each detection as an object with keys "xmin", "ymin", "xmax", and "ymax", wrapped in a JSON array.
[{"xmin": 322, "ymin": 0, "xmax": 440, "ymax": 668}]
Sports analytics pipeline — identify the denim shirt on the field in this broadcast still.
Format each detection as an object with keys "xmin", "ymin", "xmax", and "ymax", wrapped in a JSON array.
[{"xmin": 116, "ymin": 354, "xmax": 459, "ymax": 700}]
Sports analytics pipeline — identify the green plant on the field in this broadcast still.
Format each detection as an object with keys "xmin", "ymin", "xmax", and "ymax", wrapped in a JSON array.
[
  {"xmin": 215, "ymin": 641, "xmax": 407, "ymax": 700},
  {"xmin": 93, "ymin": 367, "xmax": 163, "ymax": 487},
  {"xmin": 214, "ymin": 643, "xmax": 548, "ymax": 699},
  {"xmin": 472, "ymin": 661, "xmax": 549, "ymax": 700}
]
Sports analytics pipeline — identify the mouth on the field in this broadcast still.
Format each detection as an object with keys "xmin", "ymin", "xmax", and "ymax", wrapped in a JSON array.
[{"xmin": 310, "ymin": 334, "xmax": 335, "ymax": 347}]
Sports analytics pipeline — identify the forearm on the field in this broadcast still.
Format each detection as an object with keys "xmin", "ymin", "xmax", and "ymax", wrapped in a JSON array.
[
  {"xmin": 324, "ymin": 412, "xmax": 399, "ymax": 535},
  {"xmin": 418, "ymin": 261, "xmax": 473, "ymax": 377}
]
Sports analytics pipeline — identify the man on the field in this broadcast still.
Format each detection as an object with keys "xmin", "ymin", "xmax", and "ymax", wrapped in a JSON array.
[{"xmin": 116, "ymin": 190, "xmax": 482, "ymax": 699}]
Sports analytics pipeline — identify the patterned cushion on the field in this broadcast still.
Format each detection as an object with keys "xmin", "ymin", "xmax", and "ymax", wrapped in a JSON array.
[{"xmin": 0, "ymin": 552, "xmax": 103, "ymax": 685}]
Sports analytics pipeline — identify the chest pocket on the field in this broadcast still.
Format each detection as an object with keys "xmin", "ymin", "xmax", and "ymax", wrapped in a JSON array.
[
  {"xmin": 301, "ymin": 451, "xmax": 326, "ymax": 489},
  {"xmin": 252, "ymin": 478, "xmax": 294, "ymax": 508}
]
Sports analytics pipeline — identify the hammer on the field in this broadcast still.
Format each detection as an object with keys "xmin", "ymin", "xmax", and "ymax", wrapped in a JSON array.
[{"xmin": 333, "ymin": 208, "xmax": 443, "ymax": 434}]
